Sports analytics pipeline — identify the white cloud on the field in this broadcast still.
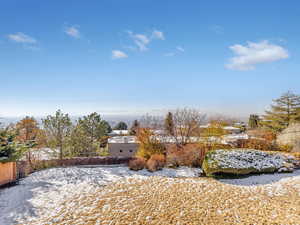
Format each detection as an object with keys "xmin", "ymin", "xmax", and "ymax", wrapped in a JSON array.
[
  {"xmin": 112, "ymin": 50, "xmax": 128, "ymax": 59},
  {"xmin": 65, "ymin": 26, "xmax": 80, "ymax": 38},
  {"xmin": 152, "ymin": 30, "xmax": 165, "ymax": 40},
  {"xmin": 7, "ymin": 32, "xmax": 37, "ymax": 43},
  {"xmin": 176, "ymin": 46, "xmax": 185, "ymax": 52},
  {"xmin": 226, "ymin": 40, "xmax": 289, "ymax": 71}
]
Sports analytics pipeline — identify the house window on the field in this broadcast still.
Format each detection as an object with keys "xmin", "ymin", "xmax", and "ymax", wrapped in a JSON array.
[{"xmin": 120, "ymin": 149, "xmax": 123, "ymax": 152}]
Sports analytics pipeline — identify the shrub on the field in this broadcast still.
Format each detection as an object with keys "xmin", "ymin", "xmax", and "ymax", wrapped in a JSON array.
[
  {"xmin": 146, "ymin": 154, "xmax": 166, "ymax": 172},
  {"xmin": 136, "ymin": 128, "xmax": 166, "ymax": 159},
  {"xmin": 166, "ymin": 143, "xmax": 232, "ymax": 168},
  {"xmin": 30, "ymin": 159, "xmax": 59, "ymax": 171},
  {"xmin": 247, "ymin": 128, "xmax": 276, "ymax": 142},
  {"xmin": 291, "ymin": 152, "xmax": 300, "ymax": 161},
  {"xmin": 235, "ymin": 139, "xmax": 292, "ymax": 152},
  {"xmin": 128, "ymin": 157, "xmax": 146, "ymax": 171}
]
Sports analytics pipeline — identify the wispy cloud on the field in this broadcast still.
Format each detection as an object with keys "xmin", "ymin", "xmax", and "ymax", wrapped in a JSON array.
[
  {"xmin": 164, "ymin": 46, "xmax": 185, "ymax": 57},
  {"xmin": 112, "ymin": 50, "xmax": 128, "ymax": 59},
  {"xmin": 226, "ymin": 40, "xmax": 289, "ymax": 71},
  {"xmin": 176, "ymin": 46, "xmax": 185, "ymax": 52},
  {"xmin": 65, "ymin": 26, "xmax": 80, "ymax": 38},
  {"xmin": 127, "ymin": 29, "xmax": 165, "ymax": 52},
  {"xmin": 7, "ymin": 32, "xmax": 37, "ymax": 43},
  {"xmin": 152, "ymin": 30, "xmax": 165, "ymax": 40},
  {"xmin": 210, "ymin": 25, "xmax": 224, "ymax": 34},
  {"xmin": 128, "ymin": 31, "xmax": 150, "ymax": 51}
]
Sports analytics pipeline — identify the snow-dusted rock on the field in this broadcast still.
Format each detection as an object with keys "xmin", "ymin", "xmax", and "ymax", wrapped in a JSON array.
[
  {"xmin": 202, "ymin": 149, "xmax": 296, "ymax": 176},
  {"xmin": 278, "ymin": 163, "xmax": 294, "ymax": 173}
]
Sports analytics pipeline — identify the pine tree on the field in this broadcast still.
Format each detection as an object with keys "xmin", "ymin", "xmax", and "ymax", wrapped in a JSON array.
[
  {"xmin": 262, "ymin": 91, "xmax": 300, "ymax": 132},
  {"xmin": 42, "ymin": 110, "xmax": 72, "ymax": 160},
  {"xmin": 248, "ymin": 114, "xmax": 260, "ymax": 129},
  {"xmin": 130, "ymin": 120, "xmax": 140, "ymax": 135},
  {"xmin": 164, "ymin": 112, "xmax": 174, "ymax": 135},
  {"xmin": 113, "ymin": 121, "xmax": 128, "ymax": 130}
]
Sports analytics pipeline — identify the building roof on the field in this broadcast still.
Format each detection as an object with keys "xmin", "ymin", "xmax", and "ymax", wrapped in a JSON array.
[
  {"xmin": 108, "ymin": 130, "xmax": 129, "ymax": 136},
  {"xmin": 108, "ymin": 136, "xmax": 138, "ymax": 144},
  {"xmin": 223, "ymin": 126, "xmax": 241, "ymax": 130}
]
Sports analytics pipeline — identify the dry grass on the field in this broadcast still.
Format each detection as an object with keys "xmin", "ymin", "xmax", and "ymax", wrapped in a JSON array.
[{"xmin": 23, "ymin": 175, "xmax": 300, "ymax": 225}]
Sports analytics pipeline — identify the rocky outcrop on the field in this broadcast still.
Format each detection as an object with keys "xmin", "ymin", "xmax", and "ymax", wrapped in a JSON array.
[
  {"xmin": 202, "ymin": 149, "xmax": 297, "ymax": 176},
  {"xmin": 277, "ymin": 123, "xmax": 300, "ymax": 153}
]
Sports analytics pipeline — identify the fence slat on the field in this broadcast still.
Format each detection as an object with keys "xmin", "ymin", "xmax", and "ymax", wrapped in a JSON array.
[{"xmin": 0, "ymin": 162, "xmax": 17, "ymax": 186}]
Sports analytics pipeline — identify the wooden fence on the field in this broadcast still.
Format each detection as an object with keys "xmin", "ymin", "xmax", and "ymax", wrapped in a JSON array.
[{"xmin": 0, "ymin": 162, "xmax": 17, "ymax": 186}]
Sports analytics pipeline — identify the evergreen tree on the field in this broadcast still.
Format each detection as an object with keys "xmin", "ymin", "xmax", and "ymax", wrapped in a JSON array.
[
  {"xmin": 164, "ymin": 112, "xmax": 174, "ymax": 135},
  {"xmin": 262, "ymin": 91, "xmax": 300, "ymax": 132},
  {"xmin": 248, "ymin": 114, "xmax": 260, "ymax": 129},
  {"xmin": 113, "ymin": 121, "xmax": 128, "ymax": 130},
  {"xmin": 0, "ymin": 129, "xmax": 28, "ymax": 163},
  {"xmin": 77, "ymin": 112, "xmax": 111, "ymax": 153},
  {"xmin": 42, "ymin": 110, "xmax": 72, "ymax": 160},
  {"xmin": 130, "ymin": 120, "xmax": 140, "ymax": 135}
]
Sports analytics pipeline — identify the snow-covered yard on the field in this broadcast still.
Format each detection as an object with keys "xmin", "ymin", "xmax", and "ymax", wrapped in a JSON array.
[
  {"xmin": 0, "ymin": 166, "xmax": 300, "ymax": 225},
  {"xmin": 0, "ymin": 165, "xmax": 201, "ymax": 225}
]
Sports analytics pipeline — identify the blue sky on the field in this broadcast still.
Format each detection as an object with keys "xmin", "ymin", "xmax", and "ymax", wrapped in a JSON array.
[{"xmin": 0, "ymin": 0, "xmax": 299, "ymax": 117}]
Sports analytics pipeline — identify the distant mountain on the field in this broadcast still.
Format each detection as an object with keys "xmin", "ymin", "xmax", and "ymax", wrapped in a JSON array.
[{"xmin": 0, "ymin": 114, "xmax": 141, "ymax": 128}]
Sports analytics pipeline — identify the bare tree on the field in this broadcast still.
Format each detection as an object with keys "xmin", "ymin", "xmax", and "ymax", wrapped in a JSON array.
[
  {"xmin": 139, "ymin": 114, "xmax": 164, "ymax": 130},
  {"xmin": 172, "ymin": 108, "xmax": 206, "ymax": 145}
]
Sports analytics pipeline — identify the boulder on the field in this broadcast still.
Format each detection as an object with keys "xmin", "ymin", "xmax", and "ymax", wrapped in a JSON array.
[
  {"xmin": 202, "ymin": 149, "xmax": 296, "ymax": 176},
  {"xmin": 277, "ymin": 123, "xmax": 300, "ymax": 153}
]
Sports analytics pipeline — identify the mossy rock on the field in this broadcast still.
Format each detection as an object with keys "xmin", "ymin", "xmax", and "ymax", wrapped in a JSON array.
[{"xmin": 202, "ymin": 149, "xmax": 287, "ymax": 176}]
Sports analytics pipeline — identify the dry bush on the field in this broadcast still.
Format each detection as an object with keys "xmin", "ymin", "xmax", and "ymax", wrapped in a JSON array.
[
  {"xmin": 128, "ymin": 157, "xmax": 146, "ymax": 171},
  {"xmin": 30, "ymin": 159, "xmax": 58, "ymax": 171},
  {"xmin": 146, "ymin": 154, "xmax": 166, "ymax": 172},
  {"xmin": 235, "ymin": 139, "xmax": 292, "ymax": 152},
  {"xmin": 292, "ymin": 152, "xmax": 300, "ymax": 160},
  {"xmin": 247, "ymin": 128, "xmax": 276, "ymax": 142},
  {"xmin": 136, "ymin": 128, "xmax": 166, "ymax": 159},
  {"xmin": 166, "ymin": 143, "xmax": 232, "ymax": 168}
]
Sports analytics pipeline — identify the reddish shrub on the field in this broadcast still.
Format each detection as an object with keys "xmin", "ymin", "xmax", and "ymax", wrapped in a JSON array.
[
  {"xmin": 166, "ymin": 143, "xmax": 232, "ymax": 168},
  {"xmin": 146, "ymin": 154, "xmax": 166, "ymax": 172},
  {"xmin": 166, "ymin": 144, "xmax": 203, "ymax": 167},
  {"xmin": 128, "ymin": 157, "xmax": 146, "ymax": 171}
]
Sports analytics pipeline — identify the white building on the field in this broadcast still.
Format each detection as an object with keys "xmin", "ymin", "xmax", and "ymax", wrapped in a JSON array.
[
  {"xmin": 108, "ymin": 136, "xmax": 138, "ymax": 157},
  {"xmin": 108, "ymin": 130, "xmax": 129, "ymax": 136}
]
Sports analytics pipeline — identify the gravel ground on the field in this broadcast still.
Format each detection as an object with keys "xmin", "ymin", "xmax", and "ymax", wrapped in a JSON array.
[{"xmin": 1, "ymin": 167, "xmax": 300, "ymax": 225}]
